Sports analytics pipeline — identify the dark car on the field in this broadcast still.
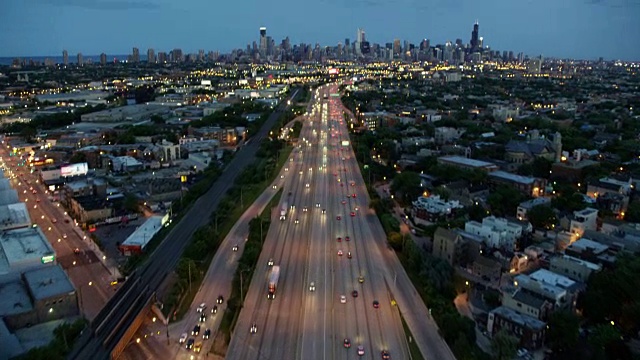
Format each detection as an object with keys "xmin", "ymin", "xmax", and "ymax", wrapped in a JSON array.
[
  {"xmin": 373, "ymin": 300, "xmax": 380, "ymax": 308},
  {"xmin": 343, "ymin": 338, "xmax": 351, "ymax": 348},
  {"xmin": 352, "ymin": 290, "xmax": 358, "ymax": 297},
  {"xmin": 217, "ymin": 295, "xmax": 224, "ymax": 304},
  {"xmin": 199, "ymin": 314, "xmax": 206, "ymax": 322},
  {"xmin": 186, "ymin": 338, "xmax": 195, "ymax": 350},
  {"xmin": 381, "ymin": 350, "xmax": 390, "ymax": 359},
  {"xmin": 203, "ymin": 329, "xmax": 211, "ymax": 339},
  {"xmin": 192, "ymin": 325, "xmax": 200, "ymax": 336},
  {"xmin": 345, "ymin": 236, "xmax": 350, "ymax": 241},
  {"xmin": 211, "ymin": 305, "xmax": 218, "ymax": 314}
]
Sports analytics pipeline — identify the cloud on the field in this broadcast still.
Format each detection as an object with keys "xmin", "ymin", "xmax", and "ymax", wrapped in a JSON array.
[{"xmin": 35, "ymin": 0, "xmax": 161, "ymax": 10}]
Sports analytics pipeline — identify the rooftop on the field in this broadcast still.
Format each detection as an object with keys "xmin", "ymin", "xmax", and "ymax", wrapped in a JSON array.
[
  {"xmin": 23, "ymin": 265, "xmax": 75, "ymax": 301},
  {"xmin": 512, "ymin": 289, "xmax": 548, "ymax": 310},
  {"xmin": 491, "ymin": 306, "xmax": 546, "ymax": 330},
  {"xmin": 438, "ymin": 155, "xmax": 497, "ymax": 169},
  {"xmin": 0, "ymin": 203, "xmax": 32, "ymax": 231},
  {"xmin": 120, "ymin": 216, "xmax": 164, "ymax": 250},
  {"xmin": 519, "ymin": 197, "xmax": 551, "ymax": 210},
  {"xmin": 567, "ymin": 237, "xmax": 609, "ymax": 254},
  {"xmin": 489, "ymin": 170, "xmax": 537, "ymax": 185},
  {"xmin": 529, "ymin": 268, "xmax": 577, "ymax": 290},
  {"xmin": 0, "ymin": 189, "xmax": 20, "ymax": 206},
  {"xmin": 0, "ymin": 279, "xmax": 33, "ymax": 316},
  {"xmin": 554, "ymin": 254, "xmax": 602, "ymax": 271},
  {"xmin": 0, "ymin": 227, "xmax": 55, "ymax": 275}
]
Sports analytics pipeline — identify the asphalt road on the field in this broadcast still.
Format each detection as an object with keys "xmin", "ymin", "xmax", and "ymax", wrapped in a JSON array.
[
  {"xmin": 68, "ymin": 89, "xmax": 299, "ymax": 359},
  {"xmin": 0, "ymin": 149, "xmax": 116, "ymax": 321},
  {"xmin": 226, "ymin": 84, "xmax": 411, "ymax": 360}
]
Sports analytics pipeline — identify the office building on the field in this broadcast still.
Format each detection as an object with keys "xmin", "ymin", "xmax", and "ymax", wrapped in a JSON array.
[
  {"xmin": 132, "ymin": 47, "xmax": 140, "ymax": 63},
  {"xmin": 470, "ymin": 21, "xmax": 480, "ymax": 52},
  {"xmin": 157, "ymin": 52, "xmax": 167, "ymax": 63},
  {"xmin": 259, "ymin": 27, "xmax": 267, "ymax": 55},
  {"xmin": 99, "ymin": 53, "xmax": 107, "ymax": 65},
  {"xmin": 172, "ymin": 48, "xmax": 183, "ymax": 63},
  {"xmin": 62, "ymin": 50, "xmax": 68, "ymax": 65},
  {"xmin": 147, "ymin": 48, "xmax": 155, "ymax": 63},
  {"xmin": 77, "ymin": 52, "xmax": 83, "ymax": 66}
]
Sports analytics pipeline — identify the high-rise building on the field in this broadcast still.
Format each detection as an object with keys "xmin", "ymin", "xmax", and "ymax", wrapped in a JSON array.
[
  {"xmin": 77, "ymin": 52, "xmax": 83, "ymax": 66},
  {"xmin": 147, "ymin": 48, "xmax": 155, "ymax": 63},
  {"xmin": 470, "ymin": 21, "xmax": 480, "ymax": 52},
  {"xmin": 62, "ymin": 50, "xmax": 69, "ymax": 65},
  {"xmin": 393, "ymin": 39, "xmax": 401, "ymax": 56},
  {"xmin": 158, "ymin": 52, "xmax": 167, "ymax": 63},
  {"xmin": 259, "ymin": 27, "xmax": 267, "ymax": 55},
  {"xmin": 132, "ymin": 47, "xmax": 140, "ymax": 63},
  {"xmin": 198, "ymin": 49, "xmax": 205, "ymax": 62},
  {"xmin": 172, "ymin": 48, "xmax": 183, "ymax": 62},
  {"xmin": 100, "ymin": 53, "xmax": 107, "ymax": 65},
  {"xmin": 357, "ymin": 28, "xmax": 365, "ymax": 43}
]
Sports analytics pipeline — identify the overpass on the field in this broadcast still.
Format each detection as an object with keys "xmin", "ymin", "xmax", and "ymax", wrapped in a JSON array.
[{"xmin": 68, "ymin": 90, "xmax": 299, "ymax": 360}]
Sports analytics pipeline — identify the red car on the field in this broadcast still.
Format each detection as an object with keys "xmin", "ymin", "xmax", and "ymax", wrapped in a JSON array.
[
  {"xmin": 350, "ymin": 212, "xmax": 356, "ymax": 217},
  {"xmin": 337, "ymin": 237, "xmax": 342, "ymax": 242},
  {"xmin": 352, "ymin": 194, "xmax": 357, "ymax": 198},
  {"xmin": 345, "ymin": 236, "xmax": 350, "ymax": 241},
  {"xmin": 336, "ymin": 216, "xmax": 341, "ymax": 220}
]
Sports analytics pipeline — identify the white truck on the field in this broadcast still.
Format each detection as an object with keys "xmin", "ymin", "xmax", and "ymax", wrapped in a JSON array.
[
  {"xmin": 267, "ymin": 266, "xmax": 280, "ymax": 299},
  {"xmin": 280, "ymin": 201, "xmax": 288, "ymax": 220}
]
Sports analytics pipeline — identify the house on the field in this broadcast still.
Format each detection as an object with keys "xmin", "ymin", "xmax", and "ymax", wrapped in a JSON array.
[
  {"xmin": 502, "ymin": 288, "xmax": 553, "ymax": 321},
  {"xmin": 517, "ymin": 197, "xmax": 552, "ymax": 221},
  {"xmin": 549, "ymin": 255, "xmax": 601, "ymax": 282},
  {"xmin": 569, "ymin": 208, "xmax": 598, "ymax": 239},
  {"xmin": 487, "ymin": 306, "xmax": 546, "ymax": 350},
  {"xmin": 411, "ymin": 195, "xmax": 463, "ymax": 224},
  {"xmin": 432, "ymin": 227, "xmax": 465, "ymax": 266},
  {"xmin": 465, "ymin": 216, "xmax": 525, "ymax": 250},
  {"xmin": 504, "ymin": 130, "xmax": 562, "ymax": 171},
  {"xmin": 472, "ymin": 256, "xmax": 502, "ymax": 282}
]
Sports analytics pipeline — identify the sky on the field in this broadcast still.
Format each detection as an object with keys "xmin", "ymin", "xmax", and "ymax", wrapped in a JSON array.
[{"xmin": 1, "ymin": 0, "xmax": 639, "ymax": 60}]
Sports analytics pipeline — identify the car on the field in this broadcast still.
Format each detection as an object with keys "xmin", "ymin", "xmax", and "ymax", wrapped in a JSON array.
[
  {"xmin": 272, "ymin": 185, "xmax": 277, "ymax": 189},
  {"xmin": 203, "ymin": 329, "xmax": 211, "ymax": 339},
  {"xmin": 63, "ymin": 234, "xmax": 67, "ymax": 239},
  {"xmin": 341, "ymin": 200, "xmax": 347, "ymax": 205},
  {"xmin": 352, "ymin": 290, "xmax": 358, "ymax": 298},
  {"xmin": 74, "ymin": 248, "xmax": 80, "ymax": 254},
  {"xmin": 285, "ymin": 167, "xmax": 289, "ymax": 171},
  {"xmin": 347, "ymin": 252, "xmax": 352, "ymax": 259},
  {"xmin": 250, "ymin": 323, "xmax": 258, "ymax": 334},
  {"xmin": 338, "ymin": 250, "xmax": 343, "ymax": 256},
  {"xmin": 299, "ymin": 171, "xmax": 303, "ymax": 175},
  {"xmin": 358, "ymin": 276, "xmax": 364, "ymax": 283},
  {"xmin": 350, "ymin": 212, "xmax": 356, "ymax": 217},
  {"xmin": 232, "ymin": 244, "xmax": 239, "ymax": 252},
  {"xmin": 36, "ymin": 198, "xmax": 40, "ymax": 202},
  {"xmin": 217, "ymin": 295, "xmax": 224, "ymax": 304},
  {"xmin": 211, "ymin": 305, "xmax": 218, "ymax": 314},
  {"xmin": 322, "ymin": 209, "xmax": 326, "ymax": 214},
  {"xmin": 340, "ymin": 295, "xmax": 347, "ymax": 304},
  {"xmin": 315, "ymin": 203, "xmax": 320, "ymax": 208},
  {"xmin": 267, "ymin": 258, "xmax": 274, "ymax": 266},
  {"xmin": 199, "ymin": 313, "xmax": 206, "ymax": 322},
  {"xmin": 346, "ymin": 194, "xmax": 350, "ymax": 198},
  {"xmin": 191, "ymin": 325, "xmax": 200, "ymax": 336},
  {"xmin": 32, "ymin": 189, "xmax": 37, "ymax": 194},
  {"xmin": 295, "ymin": 218, "xmax": 300, "ymax": 224},
  {"xmin": 303, "ymin": 206, "xmax": 308, "ymax": 212},
  {"xmin": 336, "ymin": 216, "xmax": 341, "ymax": 220},
  {"xmin": 33, "ymin": 204, "xmax": 37, "ymax": 208},
  {"xmin": 352, "ymin": 194, "xmax": 357, "ymax": 198},
  {"xmin": 51, "ymin": 218, "xmax": 57, "ymax": 223},
  {"xmin": 305, "ymin": 183, "xmax": 310, "ymax": 188},
  {"xmin": 373, "ymin": 300, "xmax": 380, "ymax": 308},
  {"xmin": 343, "ymin": 338, "xmax": 351, "ymax": 348},
  {"xmin": 357, "ymin": 345, "xmax": 365, "ymax": 356},
  {"xmin": 381, "ymin": 350, "xmax": 391, "ymax": 359},
  {"xmin": 186, "ymin": 338, "xmax": 195, "ymax": 350},
  {"xmin": 196, "ymin": 303, "xmax": 206, "ymax": 312},
  {"xmin": 194, "ymin": 342, "xmax": 202, "ymax": 353},
  {"xmin": 337, "ymin": 237, "xmax": 342, "ymax": 242},
  {"xmin": 309, "ymin": 282, "xmax": 316, "ymax": 291},
  {"xmin": 280, "ymin": 175, "xmax": 284, "ymax": 179},
  {"xmin": 345, "ymin": 236, "xmax": 350, "ymax": 241},
  {"xmin": 179, "ymin": 333, "xmax": 188, "ymax": 344}
]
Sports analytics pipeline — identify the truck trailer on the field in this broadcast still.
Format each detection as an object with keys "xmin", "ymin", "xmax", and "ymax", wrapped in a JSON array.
[{"xmin": 267, "ymin": 265, "xmax": 280, "ymax": 299}]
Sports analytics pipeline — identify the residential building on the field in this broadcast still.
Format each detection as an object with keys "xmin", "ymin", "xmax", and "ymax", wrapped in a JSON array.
[
  {"xmin": 564, "ymin": 238, "xmax": 612, "ymax": 264},
  {"xmin": 411, "ymin": 195, "xmax": 463, "ymax": 224},
  {"xmin": 549, "ymin": 254, "xmax": 601, "ymax": 282},
  {"xmin": 432, "ymin": 227, "xmax": 465, "ymax": 266},
  {"xmin": 434, "ymin": 127, "xmax": 465, "ymax": 144},
  {"xmin": 569, "ymin": 208, "xmax": 598, "ymax": 239},
  {"xmin": 517, "ymin": 197, "xmax": 552, "ymax": 221},
  {"xmin": 487, "ymin": 306, "xmax": 546, "ymax": 350},
  {"xmin": 504, "ymin": 130, "xmax": 562, "ymax": 170},
  {"xmin": 465, "ymin": 216, "xmax": 525, "ymax": 250},
  {"xmin": 68, "ymin": 196, "xmax": 115, "ymax": 224},
  {"xmin": 472, "ymin": 256, "xmax": 502, "ymax": 282},
  {"xmin": 502, "ymin": 288, "xmax": 553, "ymax": 321},
  {"xmin": 437, "ymin": 155, "xmax": 498, "ymax": 172},
  {"xmin": 488, "ymin": 171, "xmax": 546, "ymax": 198}
]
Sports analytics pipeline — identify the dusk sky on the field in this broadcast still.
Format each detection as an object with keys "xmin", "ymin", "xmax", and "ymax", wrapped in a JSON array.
[{"xmin": 1, "ymin": 0, "xmax": 639, "ymax": 60}]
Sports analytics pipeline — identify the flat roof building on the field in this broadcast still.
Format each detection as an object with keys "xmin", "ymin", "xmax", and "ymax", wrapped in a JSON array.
[
  {"xmin": 119, "ymin": 216, "xmax": 166, "ymax": 256},
  {"xmin": 0, "ymin": 203, "xmax": 32, "ymax": 231},
  {"xmin": 0, "ymin": 226, "xmax": 56, "ymax": 275},
  {"xmin": 437, "ymin": 155, "xmax": 498, "ymax": 172}
]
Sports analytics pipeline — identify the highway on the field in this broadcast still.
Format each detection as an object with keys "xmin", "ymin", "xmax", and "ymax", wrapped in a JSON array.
[
  {"xmin": 226, "ymin": 84, "xmax": 412, "ymax": 360},
  {"xmin": 0, "ymin": 149, "xmax": 116, "ymax": 321},
  {"xmin": 68, "ymin": 89, "xmax": 299, "ymax": 360}
]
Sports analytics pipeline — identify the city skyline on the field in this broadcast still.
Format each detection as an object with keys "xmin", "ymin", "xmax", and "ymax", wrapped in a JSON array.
[{"xmin": 1, "ymin": 0, "xmax": 640, "ymax": 61}]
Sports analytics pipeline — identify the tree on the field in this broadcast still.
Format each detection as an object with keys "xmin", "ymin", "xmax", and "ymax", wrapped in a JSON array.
[
  {"xmin": 390, "ymin": 171, "xmax": 421, "ymax": 205},
  {"xmin": 150, "ymin": 114, "xmax": 165, "ymax": 124},
  {"xmin": 487, "ymin": 185, "xmax": 525, "ymax": 217},
  {"xmin": 490, "ymin": 328, "xmax": 518, "ymax": 360},
  {"xmin": 124, "ymin": 194, "xmax": 139, "ymax": 213},
  {"xmin": 20, "ymin": 126, "xmax": 37, "ymax": 142},
  {"xmin": 624, "ymin": 201, "xmax": 640, "ymax": 223},
  {"xmin": 527, "ymin": 205, "xmax": 558, "ymax": 230},
  {"xmin": 546, "ymin": 311, "xmax": 580, "ymax": 354},
  {"xmin": 69, "ymin": 152, "xmax": 87, "ymax": 164}
]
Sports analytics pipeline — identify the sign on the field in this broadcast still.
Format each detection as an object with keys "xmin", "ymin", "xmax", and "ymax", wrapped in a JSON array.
[
  {"xmin": 328, "ymin": 68, "xmax": 339, "ymax": 75},
  {"xmin": 61, "ymin": 162, "xmax": 88, "ymax": 177},
  {"xmin": 341, "ymin": 140, "xmax": 350, "ymax": 146},
  {"xmin": 41, "ymin": 254, "xmax": 55, "ymax": 264}
]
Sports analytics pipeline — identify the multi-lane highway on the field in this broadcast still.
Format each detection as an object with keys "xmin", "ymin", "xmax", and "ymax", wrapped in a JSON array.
[
  {"xmin": 68, "ymin": 89, "xmax": 299, "ymax": 360},
  {"xmin": 0, "ymin": 148, "xmax": 116, "ymax": 320},
  {"xmin": 226, "ymin": 84, "xmax": 412, "ymax": 360}
]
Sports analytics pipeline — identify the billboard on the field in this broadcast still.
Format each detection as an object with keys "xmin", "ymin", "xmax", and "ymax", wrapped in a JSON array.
[
  {"xmin": 61, "ymin": 162, "xmax": 88, "ymax": 177},
  {"xmin": 328, "ymin": 68, "xmax": 340, "ymax": 75},
  {"xmin": 341, "ymin": 140, "xmax": 350, "ymax": 146}
]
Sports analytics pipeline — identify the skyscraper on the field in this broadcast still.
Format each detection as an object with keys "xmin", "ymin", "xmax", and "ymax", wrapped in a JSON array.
[
  {"xmin": 172, "ymin": 48, "xmax": 183, "ymax": 62},
  {"xmin": 470, "ymin": 21, "xmax": 480, "ymax": 52},
  {"xmin": 147, "ymin": 48, "xmax": 155, "ymax": 63},
  {"xmin": 132, "ymin": 47, "xmax": 140, "ymax": 63},
  {"xmin": 158, "ymin": 52, "xmax": 167, "ymax": 64},
  {"xmin": 259, "ymin": 27, "xmax": 267, "ymax": 55},
  {"xmin": 77, "ymin": 52, "xmax": 83, "ymax": 66},
  {"xmin": 100, "ymin": 53, "xmax": 107, "ymax": 65},
  {"xmin": 357, "ymin": 28, "xmax": 365, "ymax": 43},
  {"xmin": 62, "ymin": 50, "xmax": 68, "ymax": 65}
]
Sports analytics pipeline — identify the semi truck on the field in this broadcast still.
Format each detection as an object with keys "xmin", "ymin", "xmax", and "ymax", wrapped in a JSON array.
[
  {"xmin": 267, "ymin": 265, "xmax": 280, "ymax": 299},
  {"xmin": 280, "ymin": 201, "xmax": 288, "ymax": 220}
]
